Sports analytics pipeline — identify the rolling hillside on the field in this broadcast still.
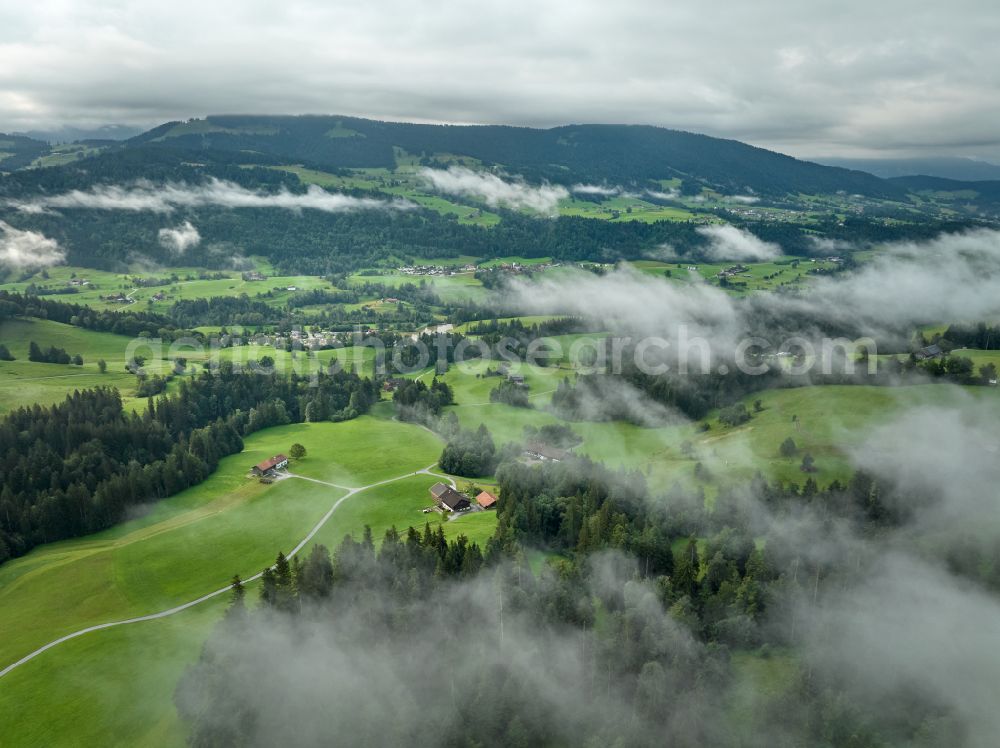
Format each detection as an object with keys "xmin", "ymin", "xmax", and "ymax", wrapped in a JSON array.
[{"xmin": 132, "ymin": 114, "xmax": 900, "ymax": 198}]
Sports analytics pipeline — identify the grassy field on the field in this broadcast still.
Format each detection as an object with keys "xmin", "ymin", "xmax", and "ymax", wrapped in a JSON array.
[
  {"xmin": 0, "ymin": 264, "xmax": 333, "ymax": 314},
  {"xmin": 558, "ymin": 195, "xmax": 700, "ymax": 223},
  {"xmin": 28, "ymin": 143, "xmax": 108, "ymax": 169},
  {"xmin": 269, "ymin": 164, "xmax": 501, "ymax": 226},
  {"xmin": 949, "ymin": 348, "xmax": 1000, "ymax": 369},
  {"xmin": 630, "ymin": 257, "xmax": 842, "ymax": 294},
  {"xmin": 4, "ymin": 311, "xmax": 997, "ymax": 745},
  {"xmin": 347, "ymin": 270, "xmax": 488, "ymax": 304},
  {"xmin": 0, "ymin": 414, "xmax": 448, "ymax": 746},
  {"xmin": 0, "ymin": 317, "xmax": 389, "ymax": 414},
  {"xmin": 0, "ymin": 318, "xmax": 175, "ymax": 414},
  {"xmin": 270, "ymin": 161, "xmax": 712, "ymax": 225},
  {"xmin": 0, "ymin": 595, "xmax": 226, "ymax": 746},
  {"xmin": 440, "ymin": 360, "xmax": 1000, "ymax": 493}
]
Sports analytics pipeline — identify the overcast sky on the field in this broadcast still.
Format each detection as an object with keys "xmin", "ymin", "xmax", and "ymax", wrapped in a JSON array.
[{"xmin": 1, "ymin": 0, "xmax": 998, "ymax": 159}]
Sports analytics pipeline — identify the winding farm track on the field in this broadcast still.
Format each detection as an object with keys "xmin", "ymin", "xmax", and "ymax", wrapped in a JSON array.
[{"xmin": 0, "ymin": 463, "xmax": 451, "ymax": 680}]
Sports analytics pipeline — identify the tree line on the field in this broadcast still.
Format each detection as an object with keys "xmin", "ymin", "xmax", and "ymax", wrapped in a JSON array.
[{"xmin": 0, "ymin": 364, "xmax": 378, "ymax": 564}]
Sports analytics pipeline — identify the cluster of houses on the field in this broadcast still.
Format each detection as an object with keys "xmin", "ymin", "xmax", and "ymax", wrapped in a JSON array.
[
  {"xmin": 722, "ymin": 206, "xmax": 803, "ymax": 222},
  {"xmin": 398, "ymin": 264, "xmax": 475, "ymax": 277},
  {"xmin": 102, "ymin": 293, "xmax": 132, "ymax": 304},
  {"xmin": 67, "ymin": 278, "xmax": 91, "ymax": 287},
  {"xmin": 429, "ymin": 483, "xmax": 498, "ymax": 513},
  {"xmin": 398, "ymin": 261, "xmax": 558, "ymax": 277},
  {"xmin": 241, "ymin": 270, "xmax": 267, "ymax": 281},
  {"xmin": 244, "ymin": 329, "xmax": 352, "ymax": 351}
]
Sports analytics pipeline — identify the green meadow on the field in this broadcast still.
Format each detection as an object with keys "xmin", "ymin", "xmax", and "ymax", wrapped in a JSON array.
[
  {"xmin": 0, "ymin": 317, "xmax": 174, "ymax": 414},
  {"xmin": 630, "ymin": 257, "xmax": 842, "ymax": 294},
  {"xmin": 3, "ymin": 255, "xmax": 998, "ymax": 746},
  {"xmin": 347, "ymin": 270, "xmax": 488, "ymax": 303},
  {"xmin": 0, "ymin": 316, "xmax": 390, "ymax": 414},
  {"xmin": 269, "ymin": 164, "xmax": 501, "ymax": 226},
  {"xmin": 0, "ymin": 414, "xmax": 451, "ymax": 746},
  {"xmin": 441, "ymin": 359, "xmax": 999, "ymax": 493},
  {"xmin": 558, "ymin": 195, "xmax": 700, "ymax": 222},
  {"xmin": 270, "ymin": 160, "xmax": 712, "ymax": 225}
]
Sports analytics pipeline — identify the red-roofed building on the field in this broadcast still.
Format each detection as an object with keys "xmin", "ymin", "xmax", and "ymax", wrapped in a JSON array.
[
  {"xmin": 252, "ymin": 454, "xmax": 288, "ymax": 476},
  {"xmin": 476, "ymin": 490, "xmax": 498, "ymax": 509}
]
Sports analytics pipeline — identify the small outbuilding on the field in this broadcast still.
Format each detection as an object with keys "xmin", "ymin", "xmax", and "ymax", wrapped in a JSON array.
[{"xmin": 476, "ymin": 490, "xmax": 498, "ymax": 509}]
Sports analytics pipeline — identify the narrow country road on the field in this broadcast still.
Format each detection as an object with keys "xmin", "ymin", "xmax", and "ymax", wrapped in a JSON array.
[{"xmin": 0, "ymin": 462, "xmax": 446, "ymax": 680}]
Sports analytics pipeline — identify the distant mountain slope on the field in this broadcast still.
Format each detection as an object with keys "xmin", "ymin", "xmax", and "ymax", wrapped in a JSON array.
[
  {"xmin": 0, "ymin": 134, "xmax": 50, "ymax": 171},
  {"xmin": 820, "ymin": 156, "xmax": 1000, "ymax": 181},
  {"xmin": 16, "ymin": 124, "xmax": 144, "ymax": 145},
  {"xmin": 131, "ymin": 114, "xmax": 902, "ymax": 199},
  {"xmin": 889, "ymin": 175, "xmax": 1000, "ymax": 209}
]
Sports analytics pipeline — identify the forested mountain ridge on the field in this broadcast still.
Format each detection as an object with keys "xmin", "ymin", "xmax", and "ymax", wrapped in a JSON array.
[
  {"xmin": 131, "ymin": 114, "xmax": 899, "ymax": 198},
  {"xmin": 0, "ymin": 133, "xmax": 51, "ymax": 171},
  {"xmin": 0, "ymin": 115, "xmax": 992, "ymax": 273}
]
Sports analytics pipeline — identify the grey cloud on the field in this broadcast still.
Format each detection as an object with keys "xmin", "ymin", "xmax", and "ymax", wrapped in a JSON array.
[
  {"xmin": 645, "ymin": 189, "xmax": 680, "ymax": 200},
  {"xmin": 571, "ymin": 184, "xmax": 621, "ymax": 196},
  {"xmin": 0, "ymin": 220, "xmax": 64, "ymax": 268},
  {"xmin": 846, "ymin": 399, "xmax": 1000, "ymax": 533},
  {"xmin": 420, "ymin": 166, "xmax": 568, "ymax": 214},
  {"xmin": 800, "ymin": 554, "xmax": 1000, "ymax": 748},
  {"xmin": 157, "ymin": 220, "xmax": 201, "ymax": 254},
  {"xmin": 696, "ymin": 225, "xmax": 781, "ymax": 261},
  {"xmin": 176, "ymin": 554, "xmax": 723, "ymax": 747},
  {"xmin": 781, "ymin": 228, "xmax": 1000, "ymax": 333},
  {"xmin": 2, "ymin": 1, "xmax": 996, "ymax": 159},
  {"xmin": 503, "ymin": 228, "xmax": 1000, "ymax": 352},
  {"xmin": 8, "ymin": 179, "xmax": 414, "ymax": 214},
  {"xmin": 806, "ymin": 235, "xmax": 853, "ymax": 254}
]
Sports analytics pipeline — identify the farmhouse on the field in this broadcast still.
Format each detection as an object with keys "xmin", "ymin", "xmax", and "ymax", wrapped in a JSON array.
[
  {"xmin": 507, "ymin": 373, "xmax": 525, "ymax": 385},
  {"xmin": 429, "ymin": 482, "xmax": 471, "ymax": 512},
  {"xmin": 914, "ymin": 344, "xmax": 943, "ymax": 361},
  {"xmin": 524, "ymin": 442, "xmax": 570, "ymax": 462},
  {"xmin": 252, "ymin": 454, "xmax": 289, "ymax": 477},
  {"xmin": 476, "ymin": 490, "xmax": 498, "ymax": 509}
]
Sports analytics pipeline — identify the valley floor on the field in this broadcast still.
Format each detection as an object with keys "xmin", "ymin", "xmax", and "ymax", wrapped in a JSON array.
[{"xmin": 1, "ymin": 365, "xmax": 997, "ymax": 745}]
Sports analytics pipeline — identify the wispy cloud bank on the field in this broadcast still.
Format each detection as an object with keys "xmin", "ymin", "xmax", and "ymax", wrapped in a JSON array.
[
  {"xmin": 8, "ymin": 179, "xmax": 415, "ymax": 214},
  {"xmin": 0, "ymin": 221, "xmax": 65, "ymax": 268},
  {"xmin": 807, "ymin": 235, "xmax": 853, "ymax": 254},
  {"xmin": 789, "ymin": 228, "xmax": 1000, "ymax": 329},
  {"xmin": 645, "ymin": 188, "xmax": 680, "ymax": 200},
  {"xmin": 501, "ymin": 228, "xmax": 1000, "ymax": 351},
  {"xmin": 571, "ymin": 183, "xmax": 621, "ymax": 196},
  {"xmin": 158, "ymin": 221, "xmax": 201, "ymax": 254},
  {"xmin": 420, "ymin": 166, "xmax": 568, "ymax": 214},
  {"xmin": 571, "ymin": 185, "xmax": 682, "ymax": 201},
  {"xmin": 696, "ymin": 224, "xmax": 781, "ymax": 261}
]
